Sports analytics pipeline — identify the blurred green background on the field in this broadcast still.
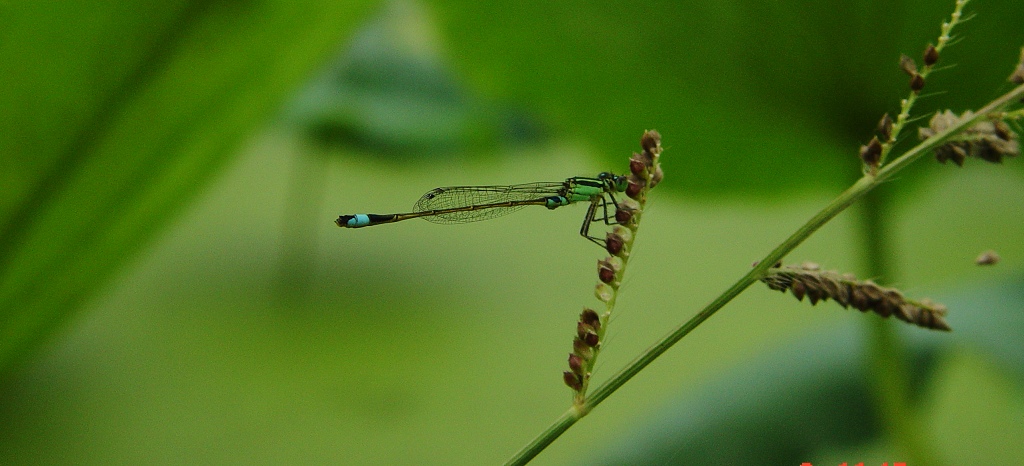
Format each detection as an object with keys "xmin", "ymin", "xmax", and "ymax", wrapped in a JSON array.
[{"xmin": 2, "ymin": 0, "xmax": 1023, "ymax": 464}]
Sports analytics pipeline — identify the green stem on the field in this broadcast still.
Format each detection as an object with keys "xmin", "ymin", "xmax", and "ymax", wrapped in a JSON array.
[
  {"xmin": 859, "ymin": 189, "xmax": 939, "ymax": 465},
  {"xmin": 504, "ymin": 407, "xmax": 582, "ymax": 466},
  {"xmin": 505, "ymin": 83, "xmax": 1024, "ymax": 466},
  {"xmin": 868, "ymin": 318, "xmax": 933, "ymax": 461},
  {"xmin": 276, "ymin": 150, "xmax": 328, "ymax": 301},
  {"xmin": 880, "ymin": 0, "xmax": 968, "ymax": 166}
]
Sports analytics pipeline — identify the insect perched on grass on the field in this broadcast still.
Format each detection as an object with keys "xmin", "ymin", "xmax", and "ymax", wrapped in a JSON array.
[{"xmin": 336, "ymin": 173, "xmax": 629, "ymax": 246}]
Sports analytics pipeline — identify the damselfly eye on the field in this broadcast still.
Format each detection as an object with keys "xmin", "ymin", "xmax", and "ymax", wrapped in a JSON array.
[{"xmin": 610, "ymin": 175, "xmax": 629, "ymax": 192}]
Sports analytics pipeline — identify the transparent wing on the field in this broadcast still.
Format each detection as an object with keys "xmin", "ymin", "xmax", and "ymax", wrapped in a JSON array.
[{"xmin": 412, "ymin": 182, "xmax": 565, "ymax": 224}]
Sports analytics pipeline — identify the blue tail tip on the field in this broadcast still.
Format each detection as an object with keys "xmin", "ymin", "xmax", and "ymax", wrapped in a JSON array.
[{"xmin": 336, "ymin": 214, "xmax": 370, "ymax": 228}]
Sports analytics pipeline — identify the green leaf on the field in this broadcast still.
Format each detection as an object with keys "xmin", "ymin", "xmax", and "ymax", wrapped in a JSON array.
[
  {"xmin": 592, "ymin": 324, "xmax": 883, "ymax": 465},
  {"xmin": 0, "ymin": 1, "xmax": 376, "ymax": 371},
  {"xmin": 288, "ymin": 1, "xmax": 549, "ymax": 159},
  {"xmin": 426, "ymin": 0, "xmax": 1024, "ymax": 196},
  {"xmin": 593, "ymin": 276, "xmax": 1024, "ymax": 464}
]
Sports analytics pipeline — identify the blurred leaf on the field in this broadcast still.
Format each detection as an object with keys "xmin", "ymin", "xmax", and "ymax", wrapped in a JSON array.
[
  {"xmin": 595, "ymin": 275, "xmax": 1024, "ymax": 465},
  {"xmin": 921, "ymin": 348, "xmax": 1024, "ymax": 465},
  {"xmin": 288, "ymin": 0, "xmax": 546, "ymax": 159},
  {"xmin": 426, "ymin": 0, "xmax": 1024, "ymax": 196},
  {"xmin": 0, "ymin": 1, "xmax": 376, "ymax": 372},
  {"xmin": 290, "ymin": 0, "xmax": 478, "ymax": 156},
  {"xmin": 594, "ymin": 323, "xmax": 889, "ymax": 465},
  {"xmin": 907, "ymin": 274, "xmax": 1024, "ymax": 383}
]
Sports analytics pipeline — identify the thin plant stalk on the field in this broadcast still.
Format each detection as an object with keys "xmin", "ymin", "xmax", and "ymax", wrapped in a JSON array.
[
  {"xmin": 859, "ymin": 188, "xmax": 939, "ymax": 465},
  {"xmin": 505, "ymin": 83, "xmax": 1024, "ymax": 466}
]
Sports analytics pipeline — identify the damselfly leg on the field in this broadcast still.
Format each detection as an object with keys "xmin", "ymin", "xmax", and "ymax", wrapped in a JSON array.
[{"xmin": 579, "ymin": 191, "xmax": 622, "ymax": 246}]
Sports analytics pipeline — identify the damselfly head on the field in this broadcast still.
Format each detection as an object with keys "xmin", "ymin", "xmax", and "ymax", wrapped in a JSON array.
[{"xmin": 596, "ymin": 172, "xmax": 628, "ymax": 191}]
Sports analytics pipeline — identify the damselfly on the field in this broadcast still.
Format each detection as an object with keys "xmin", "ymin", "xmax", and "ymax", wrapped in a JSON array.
[{"xmin": 336, "ymin": 173, "xmax": 628, "ymax": 246}]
